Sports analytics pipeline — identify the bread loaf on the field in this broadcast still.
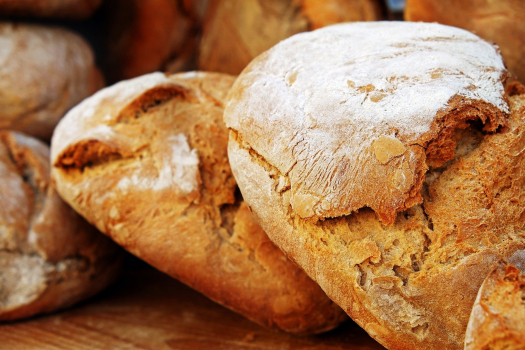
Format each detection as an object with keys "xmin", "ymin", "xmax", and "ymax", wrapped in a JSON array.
[
  {"xmin": 0, "ymin": 23, "xmax": 104, "ymax": 140},
  {"xmin": 225, "ymin": 22, "xmax": 525, "ymax": 349},
  {"xmin": 405, "ymin": 0, "xmax": 525, "ymax": 84},
  {"xmin": 0, "ymin": 131, "xmax": 122, "ymax": 321},
  {"xmin": 465, "ymin": 260, "xmax": 525, "ymax": 350},
  {"xmin": 198, "ymin": 0, "xmax": 383, "ymax": 75},
  {"xmin": 105, "ymin": 0, "xmax": 206, "ymax": 83},
  {"xmin": 50, "ymin": 71, "xmax": 347, "ymax": 334},
  {"xmin": 0, "ymin": 0, "xmax": 102, "ymax": 19}
]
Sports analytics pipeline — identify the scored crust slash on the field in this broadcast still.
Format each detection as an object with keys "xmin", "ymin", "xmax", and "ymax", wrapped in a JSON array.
[{"xmin": 50, "ymin": 71, "xmax": 347, "ymax": 335}]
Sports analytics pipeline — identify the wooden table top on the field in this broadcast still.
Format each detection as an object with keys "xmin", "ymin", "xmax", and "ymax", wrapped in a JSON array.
[{"xmin": 0, "ymin": 268, "xmax": 385, "ymax": 350}]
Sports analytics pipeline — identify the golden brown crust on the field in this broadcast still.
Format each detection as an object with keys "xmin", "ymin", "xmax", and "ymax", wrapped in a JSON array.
[
  {"xmin": 0, "ymin": 23, "xmax": 104, "ymax": 141},
  {"xmin": 465, "ymin": 262, "xmax": 525, "ymax": 350},
  {"xmin": 225, "ymin": 23, "xmax": 525, "ymax": 348},
  {"xmin": 0, "ymin": 131, "xmax": 122, "ymax": 322},
  {"xmin": 198, "ymin": 0, "xmax": 383, "ymax": 75},
  {"xmin": 0, "ymin": 0, "xmax": 102, "ymax": 19},
  {"xmin": 405, "ymin": 0, "xmax": 525, "ymax": 84},
  {"xmin": 105, "ymin": 0, "xmax": 204, "ymax": 83},
  {"xmin": 50, "ymin": 71, "xmax": 347, "ymax": 334}
]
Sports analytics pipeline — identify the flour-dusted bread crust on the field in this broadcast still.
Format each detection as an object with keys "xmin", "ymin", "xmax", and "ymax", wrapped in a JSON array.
[
  {"xmin": 465, "ymin": 261, "xmax": 525, "ymax": 350},
  {"xmin": 50, "ymin": 71, "xmax": 346, "ymax": 334},
  {"xmin": 0, "ymin": 0, "xmax": 102, "ymax": 19},
  {"xmin": 226, "ymin": 22, "xmax": 509, "ymax": 225},
  {"xmin": 198, "ymin": 0, "xmax": 383, "ymax": 75},
  {"xmin": 105, "ymin": 0, "xmax": 205, "ymax": 83},
  {"xmin": 225, "ymin": 22, "xmax": 525, "ymax": 349},
  {"xmin": 0, "ymin": 131, "xmax": 121, "ymax": 322},
  {"xmin": 0, "ymin": 23, "xmax": 104, "ymax": 141},
  {"xmin": 405, "ymin": 0, "xmax": 525, "ymax": 85}
]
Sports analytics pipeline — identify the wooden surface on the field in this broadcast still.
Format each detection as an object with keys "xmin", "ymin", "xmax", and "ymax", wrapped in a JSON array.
[{"xmin": 0, "ymin": 268, "xmax": 385, "ymax": 350}]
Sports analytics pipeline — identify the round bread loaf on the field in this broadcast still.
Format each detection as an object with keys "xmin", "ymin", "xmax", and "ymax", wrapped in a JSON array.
[
  {"xmin": 0, "ymin": 131, "xmax": 122, "ymax": 322},
  {"xmin": 465, "ymin": 260, "xmax": 525, "ymax": 350},
  {"xmin": 0, "ymin": 23, "xmax": 104, "ymax": 141},
  {"xmin": 50, "ymin": 71, "xmax": 347, "ymax": 334},
  {"xmin": 0, "ymin": 0, "xmax": 102, "ymax": 19},
  {"xmin": 198, "ymin": 0, "xmax": 383, "ymax": 75},
  {"xmin": 105, "ymin": 0, "xmax": 206, "ymax": 83},
  {"xmin": 225, "ymin": 22, "xmax": 525, "ymax": 349},
  {"xmin": 405, "ymin": 0, "xmax": 525, "ymax": 85}
]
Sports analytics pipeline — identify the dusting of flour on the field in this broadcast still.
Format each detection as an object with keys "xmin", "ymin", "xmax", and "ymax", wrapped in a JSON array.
[
  {"xmin": 225, "ymin": 22, "xmax": 510, "ymax": 220},
  {"xmin": 118, "ymin": 133, "xmax": 199, "ymax": 194}
]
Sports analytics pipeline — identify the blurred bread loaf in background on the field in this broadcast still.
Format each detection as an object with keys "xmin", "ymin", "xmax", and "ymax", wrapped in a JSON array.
[
  {"xmin": 104, "ymin": 0, "xmax": 209, "ymax": 83},
  {"xmin": 0, "ymin": 131, "xmax": 122, "ymax": 322},
  {"xmin": 198, "ymin": 0, "xmax": 384, "ymax": 75},
  {"xmin": 0, "ymin": 0, "xmax": 103, "ymax": 19},
  {"xmin": 405, "ymin": 0, "xmax": 525, "ymax": 83},
  {"xmin": 0, "ymin": 23, "xmax": 104, "ymax": 140}
]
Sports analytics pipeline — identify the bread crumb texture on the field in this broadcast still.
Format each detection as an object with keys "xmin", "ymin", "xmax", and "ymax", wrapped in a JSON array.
[
  {"xmin": 225, "ymin": 22, "xmax": 525, "ymax": 350},
  {"xmin": 51, "ymin": 71, "xmax": 347, "ymax": 334},
  {"xmin": 465, "ymin": 261, "xmax": 525, "ymax": 350},
  {"xmin": 0, "ymin": 131, "xmax": 121, "ymax": 322}
]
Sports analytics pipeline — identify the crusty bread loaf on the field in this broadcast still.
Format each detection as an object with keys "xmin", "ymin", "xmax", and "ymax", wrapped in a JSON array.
[
  {"xmin": 225, "ymin": 22, "xmax": 525, "ymax": 349},
  {"xmin": 0, "ymin": 23, "xmax": 104, "ymax": 141},
  {"xmin": 465, "ymin": 261, "xmax": 525, "ymax": 350},
  {"xmin": 0, "ymin": 131, "xmax": 122, "ymax": 322},
  {"xmin": 105, "ymin": 0, "xmax": 206, "ymax": 83},
  {"xmin": 198, "ymin": 0, "xmax": 383, "ymax": 75},
  {"xmin": 50, "ymin": 71, "xmax": 347, "ymax": 334},
  {"xmin": 0, "ymin": 0, "xmax": 102, "ymax": 19},
  {"xmin": 405, "ymin": 0, "xmax": 525, "ymax": 84}
]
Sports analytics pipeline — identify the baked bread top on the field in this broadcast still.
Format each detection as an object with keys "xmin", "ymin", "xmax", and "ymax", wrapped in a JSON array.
[
  {"xmin": 465, "ymin": 261, "xmax": 525, "ymax": 350},
  {"xmin": 0, "ymin": 131, "xmax": 121, "ymax": 321},
  {"xmin": 0, "ymin": 23, "xmax": 104, "ymax": 140},
  {"xmin": 225, "ymin": 22, "xmax": 509, "ymax": 225},
  {"xmin": 51, "ymin": 71, "xmax": 346, "ymax": 334}
]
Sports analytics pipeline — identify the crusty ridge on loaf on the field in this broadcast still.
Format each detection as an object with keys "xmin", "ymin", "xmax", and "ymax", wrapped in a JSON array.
[
  {"xmin": 228, "ymin": 79, "xmax": 525, "ymax": 350},
  {"xmin": 0, "ymin": 131, "xmax": 121, "ymax": 321},
  {"xmin": 465, "ymin": 261, "xmax": 525, "ymax": 350},
  {"xmin": 225, "ymin": 22, "xmax": 509, "ymax": 225},
  {"xmin": 51, "ymin": 71, "xmax": 347, "ymax": 334}
]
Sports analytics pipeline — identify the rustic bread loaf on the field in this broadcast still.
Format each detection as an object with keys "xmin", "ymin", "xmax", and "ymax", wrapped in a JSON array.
[
  {"xmin": 105, "ymin": 0, "xmax": 207, "ymax": 83},
  {"xmin": 50, "ymin": 71, "xmax": 346, "ymax": 334},
  {"xmin": 225, "ymin": 22, "xmax": 525, "ymax": 350},
  {"xmin": 0, "ymin": 23, "xmax": 104, "ymax": 141},
  {"xmin": 0, "ymin": 131, "xmax": 122, "ymax": 322},
  {"xmin": 465, "ymin": 260, "xmax": 525, "ymax": 350},
  {"xmin": 198, "ymin": 0, "xmax": 383, "ymax": 75},
  {"xmin": 0, "ymin": 0, "xmax": 102, "ymax": 19},
  {"xmin": 405, "ymin": 0, "xmax": 525, "ymax": 84}
]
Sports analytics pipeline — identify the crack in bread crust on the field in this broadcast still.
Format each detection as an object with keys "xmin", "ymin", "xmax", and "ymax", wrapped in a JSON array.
[{"xmin": 227, "ymin": 89, "xmax": 525, "ymax": 350}]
